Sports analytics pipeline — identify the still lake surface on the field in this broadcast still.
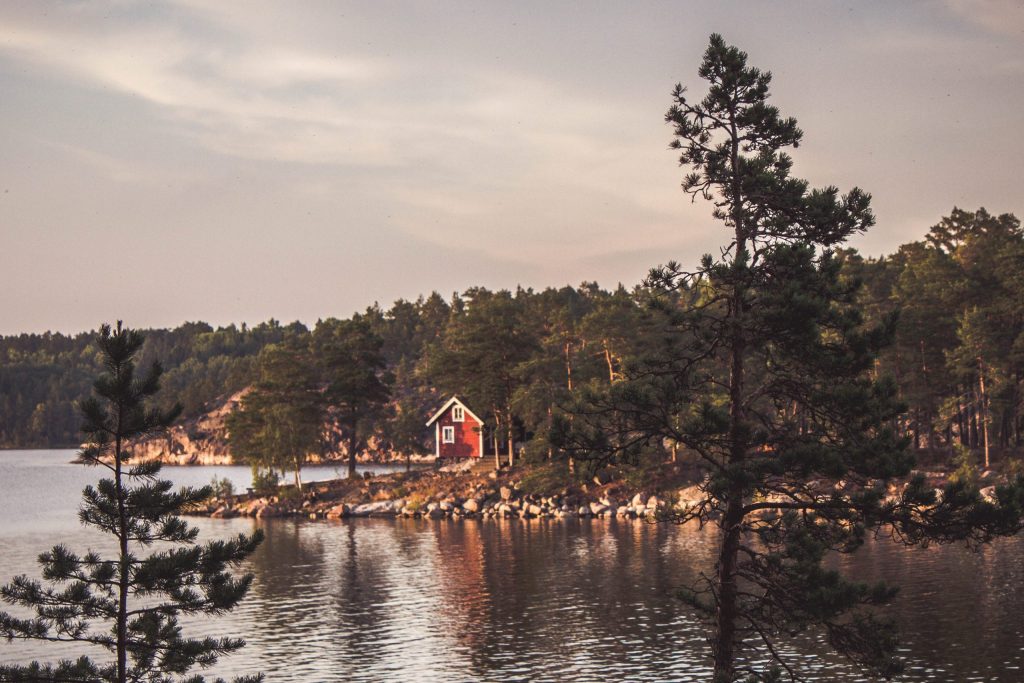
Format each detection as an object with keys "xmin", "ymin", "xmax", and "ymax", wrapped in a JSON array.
[{"xmin": 0, "ymin": 450, "xmax": 1022, "ymax": 682}]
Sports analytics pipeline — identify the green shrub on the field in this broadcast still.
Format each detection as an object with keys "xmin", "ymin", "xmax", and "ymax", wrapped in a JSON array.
[
  {"xmin": 251, "ymin": 467, "xmax": 280, "ymax": 496},
  {"xmin": 1007, "ymin": 457, "xmax": 1023, "ymax": 480},
  {"xmin": 279, "ymin": 486, "xmax": 303, "ymax": 503},
  {"xmin": 950, "ymin": 444, "xmax": 978, "ymax": 486},
  {"xmin": 209, "ymin": 475, "xmax": 235, "ymax": 499},
  {"xmin": 518, "ymin": 463, "xmax": 567, "ymax": 497}
]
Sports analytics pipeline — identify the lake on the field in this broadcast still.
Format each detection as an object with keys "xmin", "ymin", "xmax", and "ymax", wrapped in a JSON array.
[{"xmin": 1, "ymin": 450, "xmax": 1022, "ymax": 681}]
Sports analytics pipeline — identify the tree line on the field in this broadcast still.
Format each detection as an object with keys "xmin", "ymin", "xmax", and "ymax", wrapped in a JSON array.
[
  {"xmin": 0, "ymin": 320, "xmax": 304, "ymax": 447},
  {"xmin": 2, "ymin": 212, "xmax": 1021, "ymax": 471},
  {"xmin": 843, "ymin": 207, "xmax": 1024, "ymax": 465}
]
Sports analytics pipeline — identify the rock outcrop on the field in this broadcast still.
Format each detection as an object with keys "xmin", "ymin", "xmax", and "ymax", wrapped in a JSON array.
[{"xmin": 126, "ymin": 392, "xmax": 244, "ymax": 465}]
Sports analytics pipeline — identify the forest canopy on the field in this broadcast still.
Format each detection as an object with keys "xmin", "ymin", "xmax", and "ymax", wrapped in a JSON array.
[{"xmin": 1, "ymin": 207, "xmax": 1022, "ymax": 467}]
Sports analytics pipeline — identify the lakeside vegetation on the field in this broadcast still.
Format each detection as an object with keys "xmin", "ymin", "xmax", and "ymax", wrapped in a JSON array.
[
  {"xmin": 2, "ymin": 32, "xmax": 1024, "ymax": 683},
  {"xmin": 0, "ymin": 324, "xmax": 262, "ymax": 683},
  {"xmin": 2, "ymin": 205, "xmax": 1022, "ymax": 471}
]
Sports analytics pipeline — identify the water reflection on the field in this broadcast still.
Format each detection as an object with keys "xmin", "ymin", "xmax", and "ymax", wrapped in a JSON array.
[
  {"xmin": 2, "ymin": 451, "xmax": 1023, "ymax": 681},
  {"xmin": 182, "ymin": 518, "xmax": 1024, "ymax": 682}
]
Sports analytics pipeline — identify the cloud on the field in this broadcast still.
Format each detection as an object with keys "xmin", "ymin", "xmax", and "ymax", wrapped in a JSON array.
[
  {"xmin": 943, "ymin": 0, "xmax": 1024, "ymax": 37},
  {"xmin": 0, "ymin": 3, "xmax": 632, "ymax": 171}
]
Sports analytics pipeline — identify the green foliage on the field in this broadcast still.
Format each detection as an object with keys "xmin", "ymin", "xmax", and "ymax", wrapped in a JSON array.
[
  {"xmin": 555, "ymin": 34, "xmax": 1024, "ymax": 681},
  {"xmin": 424, "ymin": 288, "xmax": 539, "ymax": 458},
  {"xmin": 0, "ymin": 320, "xmax": 302, "ymax": 448},
  {"xmin": 621, "ymin": 456, "xmax": 668, "ymax": 491},
  {"xmin": 1008, "ymin": 457, "xmax": 1024, "ymax": 479},
  {"xmin": 250, "ymin": 467, "xmax": 280, "ymax": 496},
  {"xmin": 850, "ymin": 207, "xmax": 1024, "ymax": 454},
  {"xmin": 0, "ymin": 323, "xmax": 263, "ymax": 683},
  {"xmin": 227, "ymin": 342, "xmax": 324, "ymax": 490},
  {"xmin": 950, "ymin": 444, "xmax": 978, "ymax": 485},
  {"xmin": 209, "ymin": 475, "xmax": 235, "ymax": 500},
  {"xmin": 2, "ymin": 219, "xmax": 1021, "ymax": 471},
  {"xmin": 517, "ymin": 463, "xmax": 567, "ymax": 497},
  {"xmin": 313, "ymin": 317, "xmax": 391, "ymax": 476}
]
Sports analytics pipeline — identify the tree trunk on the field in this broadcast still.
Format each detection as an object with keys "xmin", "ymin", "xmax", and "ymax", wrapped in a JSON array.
[
  {"xmin": 507, "ymin": 408, "xmax": 515, "ymax": 468},
  {"xmin": 956, "ymin": 392, "xmax": 966, "ymax": 447},
  {"xmin": 970, "ymin": 401, "xmax": 979, "ymax": 448},
  {"xmin": 347, "ymin": 429, "xmax": 358, "ymax": 478},
  {"xmin": 115, "ymin": 426, "xmax": 128, "ymax": 683},
  {"xmin": 547, "ymin": 406, "xmax": 554, "ymax": 460},
  {"xmin": 603, "ymin": 341, "xmax": 616, "ymax": 383},
  {"xmin": 1015, "ymin": 372, "xmax": 1022, "ymax": 448},
  {"xmin": 714, "ymin": 325, "xmax": 747, "ymax": 680},
  {"xmin": 917, "ymin": 411, "xmax": 925, "ymax": 454},
  {"xmin": 565, "ymin": 340, "xmax": 574, "ymax": 391},
  {"xmin": 713, "ymin": 128, "xmax": 748, "ymax": 682},
  {"xmin": 493, "ymin": 416, "xmax": 501, "ymax": 469},
  {"xmin": 979, "ymin": 360, "xmax": 990, "ymax": 468}
]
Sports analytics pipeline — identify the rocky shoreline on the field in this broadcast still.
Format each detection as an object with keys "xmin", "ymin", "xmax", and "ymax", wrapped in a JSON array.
[
  {"xmin": 211, "ymin": 484, "xmax": 678, "ymax": 522},
  {"xmin": 188, "ymin": 461, "xmax": 1008, "ymax": 523},
  {"xmin": 191, "ymin": 460, "xmax": 692, "ymax": 522}
]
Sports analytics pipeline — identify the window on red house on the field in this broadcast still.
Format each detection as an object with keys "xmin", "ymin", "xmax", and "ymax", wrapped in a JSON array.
[{"xmin": 442, "ymin": 426, "xmax": 455, "ymax": 443}]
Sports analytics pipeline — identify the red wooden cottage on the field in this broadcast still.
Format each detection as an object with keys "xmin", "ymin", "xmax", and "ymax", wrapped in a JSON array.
[{"xmin": 426, "ymin": 396, "xmax": 484, "ymax": 459}]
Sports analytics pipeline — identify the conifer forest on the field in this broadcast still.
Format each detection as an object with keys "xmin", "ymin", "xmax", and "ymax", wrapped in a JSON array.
[{"xmin": 3, "ymin": 205, "xmax": 1022, "ymax": 468}]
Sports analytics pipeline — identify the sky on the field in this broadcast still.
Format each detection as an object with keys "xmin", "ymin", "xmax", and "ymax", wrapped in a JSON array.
[{"xmin": 1, "ymin": 0, "xmax": 1022, "ymax": 335}]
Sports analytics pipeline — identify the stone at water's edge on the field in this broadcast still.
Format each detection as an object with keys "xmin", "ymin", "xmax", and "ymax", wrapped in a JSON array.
[{"xmin": 326, "ymin": 503, "xmax": 349, "ymax": 519}]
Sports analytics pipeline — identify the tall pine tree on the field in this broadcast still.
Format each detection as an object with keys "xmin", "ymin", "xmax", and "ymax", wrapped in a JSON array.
[
  {"xmin": 0, "ymin": 323, "xmax": 263, "ymax": 683},
  {"xmin": 556, "ymin": 35, "xmax": 1024, "ymax": 681}
]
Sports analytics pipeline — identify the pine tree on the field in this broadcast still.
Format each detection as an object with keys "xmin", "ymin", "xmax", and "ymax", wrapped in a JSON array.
[
  {"xmin": 0, "ymin": 322, "xmax": 263, "ymax": 683},
  {"xmin": 313, "ymin": 317, "xmax": 391, "ymax": 478},
  {"xmin": 227, "ymin": 340, "xmax": 324, "ymax": 490},
  {"xmin": 555, "ymin": 35, "xmax": 1024, "ymax": 681},
  {"xmin": 424, "ymin": 288, "xmax": 538, "ymax": 467}
]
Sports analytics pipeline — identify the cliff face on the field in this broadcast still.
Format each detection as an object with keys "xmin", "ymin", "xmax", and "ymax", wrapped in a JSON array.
[
  {"xmin": 126, "ymin": 390, "xmax": 426, "ymax": 466},
  {"xmin": 126, "ymin": 392, "xmax": 244, "ymax": 466}
]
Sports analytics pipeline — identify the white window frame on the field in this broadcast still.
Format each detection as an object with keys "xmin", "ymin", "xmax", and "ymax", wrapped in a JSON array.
[
  {"xmin": 452, "ymin": 406, "xmax": 465, "ymax": 422},
  {"xmin": 442, "ymin": 426, "xmax": 455, "ymax": 443}
]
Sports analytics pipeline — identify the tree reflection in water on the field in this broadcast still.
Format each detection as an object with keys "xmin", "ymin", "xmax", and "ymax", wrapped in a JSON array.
[{"xmin": 101, "ymin": 518, "xmax": 1024, "ymax": 681}]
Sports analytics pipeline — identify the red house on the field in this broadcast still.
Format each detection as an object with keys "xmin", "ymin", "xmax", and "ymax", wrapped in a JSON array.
[{"xmin": 426, "ymin": 396, "xmax": 484, "ymax": 459}]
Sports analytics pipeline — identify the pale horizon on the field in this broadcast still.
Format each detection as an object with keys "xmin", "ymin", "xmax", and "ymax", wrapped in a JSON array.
[{"xmin": 2, "ymin": 0, "xmax": 1023, "ymax": 335}]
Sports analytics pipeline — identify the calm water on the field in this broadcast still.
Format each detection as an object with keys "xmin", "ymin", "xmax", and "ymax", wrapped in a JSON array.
[{"xmin": 1, "ymin": 450, "xmax": 1022, "ymax": 681}]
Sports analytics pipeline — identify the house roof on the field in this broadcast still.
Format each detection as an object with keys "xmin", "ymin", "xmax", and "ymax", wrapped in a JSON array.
[{"xmin": 425, "ymin": 395, "xmax": 484, "ymax": 426}]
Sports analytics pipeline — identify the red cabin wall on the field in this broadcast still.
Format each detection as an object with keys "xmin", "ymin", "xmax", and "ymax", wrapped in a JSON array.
[{"xmin": 436, "ymin": 408, "xmax": 482, "ymax": 458}]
